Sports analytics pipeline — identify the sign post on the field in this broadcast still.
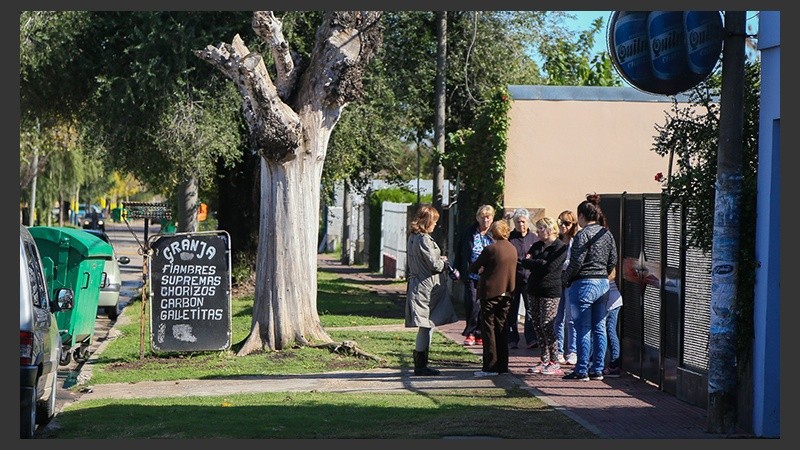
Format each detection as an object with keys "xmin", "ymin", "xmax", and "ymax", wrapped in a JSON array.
[
  {"xmin": 122, "ymin": 201, "xmax": 173, "ymax": 359},
  {"xmin": 148, "ymin": 231, "xmax": 232, "ymax": 352}
]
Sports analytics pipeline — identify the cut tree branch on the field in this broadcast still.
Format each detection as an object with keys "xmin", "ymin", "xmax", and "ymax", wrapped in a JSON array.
[
  {"xmin": 196, "ymin": 34, "xmax": 301, "ymax": 162},
  {"xmin": 300, "ymin": 11, "xmax": 383, "ymax": 109},
  {"xmin": 310, "ymin": 340, "xmax": 384, "ymax": 362},
  {"xmin": 252, "ymin": 11, "xmax": 299, "ymax": 102}
]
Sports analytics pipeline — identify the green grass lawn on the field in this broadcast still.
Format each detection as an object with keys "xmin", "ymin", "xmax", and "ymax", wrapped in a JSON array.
[{"xmin": 47, "ymin": 388, "xmax": 595, "ymax": 439}]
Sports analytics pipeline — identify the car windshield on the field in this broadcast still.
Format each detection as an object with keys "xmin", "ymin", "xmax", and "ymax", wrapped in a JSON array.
[{"xmin": 78, "ymin": 205, "xmax": 102, "ymax": 218}]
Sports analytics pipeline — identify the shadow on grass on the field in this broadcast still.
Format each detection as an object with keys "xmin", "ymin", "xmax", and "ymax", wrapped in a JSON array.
[{"xmin": 44, "ymin": 388, "xmax": 594, "ymax": 439}]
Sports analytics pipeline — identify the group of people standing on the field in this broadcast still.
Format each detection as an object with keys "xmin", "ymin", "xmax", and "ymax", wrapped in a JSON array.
[{"xmin": 403, "ymin": 193, "xmax": 622, "ymax": 381}]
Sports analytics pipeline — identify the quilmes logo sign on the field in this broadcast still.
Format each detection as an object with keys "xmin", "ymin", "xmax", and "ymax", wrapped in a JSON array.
[{"xmin": 608, "ymin": 11, "xmax": 723, "ymax": 95}]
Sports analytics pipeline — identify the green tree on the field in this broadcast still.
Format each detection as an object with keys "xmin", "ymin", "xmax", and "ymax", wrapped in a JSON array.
[
  {"xmin": 443, "ymin": 86, "xmax": 511, "ymax": 225},
  {"xmin": 539, "ymin": 16, "xmax": 621, "ymax": 86},
  {"xmin": 652, "ymin": 60, "xmax": 760, "ymax": 355},
  {"xmin": 21, "ymin": 11, "xmax": 252, "ymax": 232},
  {"xmin": 20, "ymin": 12, "xmax": 96, "ymax": 223}
]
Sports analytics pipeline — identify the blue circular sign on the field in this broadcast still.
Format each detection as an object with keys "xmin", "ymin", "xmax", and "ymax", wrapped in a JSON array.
[{"xmin": 608, "ymin": 11, "xmax": 723, "ymax": 95}]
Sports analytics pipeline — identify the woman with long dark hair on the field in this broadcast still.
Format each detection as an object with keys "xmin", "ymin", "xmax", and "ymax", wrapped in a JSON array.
[{"xmin": 561, "ymin": 194, "xmax": 617, "ymax": 381}]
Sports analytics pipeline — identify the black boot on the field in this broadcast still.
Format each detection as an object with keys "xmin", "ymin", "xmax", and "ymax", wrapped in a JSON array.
[{"xmin": 413, "ymin": 350, "xmax": 441, "ymax": 376}]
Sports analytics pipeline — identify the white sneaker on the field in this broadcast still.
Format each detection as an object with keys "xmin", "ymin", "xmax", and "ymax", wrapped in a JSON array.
[
  {"xmin": 556, "ymin": 353, "xmax": 567, "ymax": 364},
  {"xmin": 474, "ymin": 371, "xmax": 499, "ymax": 378},
  {"xmin": 565, "ymin": 353, "xmax": 577, "ymax": 365}
]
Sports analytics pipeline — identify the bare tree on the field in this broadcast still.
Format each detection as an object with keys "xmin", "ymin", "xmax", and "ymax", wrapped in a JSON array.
[{"xmin": 197, "ymin": 11, "xmax": 383, "ymax": 354}]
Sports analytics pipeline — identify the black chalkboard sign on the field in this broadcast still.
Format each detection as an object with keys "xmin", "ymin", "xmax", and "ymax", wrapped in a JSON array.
[{"xmin": 148, "ymin": 231, "xmax": 232, "ymax": 352}]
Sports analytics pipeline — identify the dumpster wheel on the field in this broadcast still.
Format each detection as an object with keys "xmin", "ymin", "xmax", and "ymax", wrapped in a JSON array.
[
  {"xmin": 59, "ymin": 348, "xmax": 72, "ymax": 366},
  {"xmin": 73, "ymin": 347, "xmax": 91, "ymax": 364}
]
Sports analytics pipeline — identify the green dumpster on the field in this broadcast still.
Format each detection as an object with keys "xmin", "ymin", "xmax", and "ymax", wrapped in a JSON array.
[
  {"xmin": 111, "ymin": 207, "xmax": 127, "ymax": 223},
  {"xmin": 160, "ymin": 219, "xmax": 177, "ymax": 234},
  {"xmin": 29, "ymin": 226, "xmax": 113, "ymax": 364}
]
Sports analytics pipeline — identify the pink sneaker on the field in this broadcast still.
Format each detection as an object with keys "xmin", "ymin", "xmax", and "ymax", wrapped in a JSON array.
[
  {"xmin": 541, "ymin": 363, "xmax": 563, "ymax": 375},
  {"xmin": 527, "ymin": 362, "xmax": 544, "ymax": 374}
]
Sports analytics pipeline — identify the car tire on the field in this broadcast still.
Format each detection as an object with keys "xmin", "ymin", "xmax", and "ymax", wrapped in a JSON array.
[
  {"xmin": 36, "ymin": 371, "xmax": 57, "ymax": 426},
  {"xmin": 20, "ymin": 386, "xmax": 36, "ymax": 438},
  {"xmin": 106, "ymin": 305, "xmax": 119, "ymax": 321}
]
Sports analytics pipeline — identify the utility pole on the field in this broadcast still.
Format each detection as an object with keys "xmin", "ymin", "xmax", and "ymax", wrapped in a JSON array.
[
  {"xmin": 341, "ymin": 179, "xmax": 352, "ymax": 265},
  {"xmin": 432, "ymin": 11, "xmax": 447, "ymax": 252},
  {"xmin": 432, "ymin": 10, "xmax": 446, "ymax": 215},
  {"xmin": 707, "ymin": 10, "xmax": 746, "ymax": 435},
  {"xmin": 28, "ymin": 145, "xmax": 38, "ymax": 226}
]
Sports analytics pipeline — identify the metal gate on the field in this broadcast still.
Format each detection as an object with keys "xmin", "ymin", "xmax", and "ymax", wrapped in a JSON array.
[{"xmin": 601, "ymin": 193, "xmax": 711, "ymax": 409}]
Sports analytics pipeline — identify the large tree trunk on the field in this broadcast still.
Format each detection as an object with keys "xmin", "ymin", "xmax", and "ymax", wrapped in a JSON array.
[
  {"xmin": 238, "ymin": 141, "xmax": 330, "ymax": 354},
  {"xmin": 198, "ymin": 11, "xmax": 382, "ymax": 353}
]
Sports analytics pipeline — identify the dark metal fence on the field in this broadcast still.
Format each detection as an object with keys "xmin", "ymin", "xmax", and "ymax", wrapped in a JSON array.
[{"xmin": 601, "ymin": 193, "xmax": 711, "ymax": 409}]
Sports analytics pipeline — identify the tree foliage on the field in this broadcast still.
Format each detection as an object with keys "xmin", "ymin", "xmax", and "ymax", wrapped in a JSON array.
[
  {"xmin": 152, "ymin": 83, "xmax": 243, "ymax": 191},
  {"xmin": 539, "ymin": 16, "xmax": 621, "ymax": 86},
  {"xmin": 652, "ymin": 60, "xmax": 760, "ymax": 352},
  {"xmin": 322, "ymin": 11, "xmax": 566, "ymax": 221},
  {"xmin": 20, "ymin": 12, "xmax": 101, "ymax": 220},
  {"xmin": 444, "ymin": 86, "xmax": 511, "ymax": 223},
  {"xmin": 324, "ymin": 55, "xmax": 407, "ymax": 204},
  {"xmin": 20, "ymin": 11, "xmax": 253, "ymax": 228}
]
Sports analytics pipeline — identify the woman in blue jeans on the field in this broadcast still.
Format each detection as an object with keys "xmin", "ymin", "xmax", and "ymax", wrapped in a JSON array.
[
  {"xmin": 603, "ymin": 268, "xmax": 623, "ymax": 377},
  {"xmin": 561, "ymin": 194, "xmax": 617, "ymax": 381}
]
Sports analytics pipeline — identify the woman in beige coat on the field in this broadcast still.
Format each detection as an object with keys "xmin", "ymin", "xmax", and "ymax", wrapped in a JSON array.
[{"xmin": 405, "ymin": 205, "xmax": 458, "ymax": 376}]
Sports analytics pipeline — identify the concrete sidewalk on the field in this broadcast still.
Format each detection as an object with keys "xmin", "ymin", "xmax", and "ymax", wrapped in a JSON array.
[{"xmin": 75, "ymin": 365, "xmax": 523, "ymax": 400}]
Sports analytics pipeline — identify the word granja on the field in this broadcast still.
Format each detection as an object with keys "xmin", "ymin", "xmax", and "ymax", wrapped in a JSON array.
[{"xmin": 161, "ymin": 237, "xmax": 218, "ymax": 264}]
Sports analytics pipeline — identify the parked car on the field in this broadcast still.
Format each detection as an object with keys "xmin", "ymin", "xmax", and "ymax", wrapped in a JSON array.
[
  {"xmin": 82, "ymin": 229, "xmax": 130, "ymax": 320},
  {"xmin": 20, "ymin": 224, "xmax": 74, "ymax": 438}
]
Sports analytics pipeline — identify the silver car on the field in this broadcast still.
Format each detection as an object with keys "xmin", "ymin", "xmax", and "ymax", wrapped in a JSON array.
[
  {"xmin": 83, "ymin": 229, "xmax": 130, "ymax": 320},
  {"xmin": 20, "ymin": 224, "xmax": 73, "ymax": 438}
]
